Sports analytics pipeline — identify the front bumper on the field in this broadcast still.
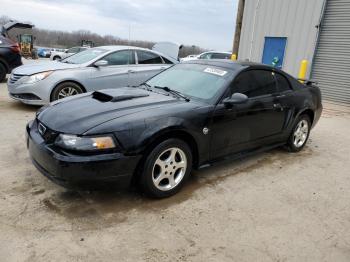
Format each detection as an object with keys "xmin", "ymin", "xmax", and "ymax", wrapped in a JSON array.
[
  {"xmin": 26, "ymin": 121, "xmax": 142, "ymax": 189},
  {"xmin": 7, "ymin": 77, "xmax": 51, "ymax": 105}
]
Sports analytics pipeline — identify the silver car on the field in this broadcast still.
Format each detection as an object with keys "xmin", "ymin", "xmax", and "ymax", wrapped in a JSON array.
[{"xmin": 8, "ymin": 45, "xmax": 178, "ymax": 105}]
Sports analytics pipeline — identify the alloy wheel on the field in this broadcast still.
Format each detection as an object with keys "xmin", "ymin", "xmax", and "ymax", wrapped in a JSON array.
[
  {"xmin": 293, "ymin": 119, "xmax": 309, "ymax": 148},
  {"xmin": 152, "ymin": 147, "xmax": 187, "ymax": 191},
  {"xmin": 58, "ymin": 87, "xmax": 79, "ymax": 99}
]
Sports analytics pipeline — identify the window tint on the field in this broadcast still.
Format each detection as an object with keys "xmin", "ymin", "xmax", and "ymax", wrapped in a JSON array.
[
  {"xmin": 211, "ymin": 53, "xmax": 231, "ymax": 59},
  {"xmin": 103, "ymin": 50, "xmax": 135, "ymax": 65},
  {"xmin": 137, "ymin": 51, "xmax": 163, "ymax": 64},
  {"xmin": 275, "ymin": 73, "xmax": 291, "ymax": 92},
  {"xmin": 233, "ymin": 70, "xmax": 277, "ymax": 98}
]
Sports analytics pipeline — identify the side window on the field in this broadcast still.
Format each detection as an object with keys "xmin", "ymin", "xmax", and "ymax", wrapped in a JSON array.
[
  {"xmin": 275, "ymin": 73, "xmax": 291, "ymax": 92},
  {"xmin": 68, "ymin": 47, "xmax": 79, "ymax": 53},
  {"xmin": 199, "ymin": 53, "xmax": 212, "ymax": 59},
  {"xmin": 137, "ymin": 51, "xmax": 163, "ymax": 64},
  {"xmin": 162, "ymin": 57, "xmax": 174, "ymax": 64},
  {"xmin": 103, "ymin": 50, "xmax": 135, "ymax": 65},
  {"xmin": 233, "ymin": 70, "xmax": 277, "ymax": 98},
  {"xmin": 211, "ymin": 53, "xmax": 231, "ymax": 59}
]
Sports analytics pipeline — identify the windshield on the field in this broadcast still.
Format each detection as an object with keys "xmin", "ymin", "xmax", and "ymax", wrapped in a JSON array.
[
  {"xmin": 61, "ymin": 48, "xmax": 108, "ymax": 64},
  {"xmin": 146, "ymin": 64, "xmax": 233, "ymax": 102}
]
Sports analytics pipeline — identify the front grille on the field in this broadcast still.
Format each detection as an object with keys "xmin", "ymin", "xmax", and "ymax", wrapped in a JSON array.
[
  {"xmin": 10, "ymin": 93, "xmax": 41, "ymax": 100},
  {"xmin": 9, "ymin": 73, "xmax": 25, "ymax": 84}
]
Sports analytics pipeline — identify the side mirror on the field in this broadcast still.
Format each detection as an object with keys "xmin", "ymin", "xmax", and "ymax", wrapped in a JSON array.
[
  {"xmin": 223, "ymin": 93, "xmax": 248, "ymax": 107},
  {"xmin": 94, "ymin": 60, "xmax": 108, "ymax": 67}
]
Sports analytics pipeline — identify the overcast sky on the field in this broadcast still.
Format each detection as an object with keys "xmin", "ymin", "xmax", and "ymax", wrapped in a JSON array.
[{"xmin": 1, "ymin": 0, "xmax": 237, "ymax": 50}]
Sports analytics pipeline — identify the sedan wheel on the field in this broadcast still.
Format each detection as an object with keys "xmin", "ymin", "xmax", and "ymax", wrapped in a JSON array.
[
  {"xmin": 58, "ymin": 86, "xmax": 80, "ymax": 99},
  {"xmin": 293, "ymin": 120, "xmax": 309, "ymax": 148},
  {"xmin": 140, "ymin": 139, "xmax": 192, "ymax": 198},
  {"xmin": 152, "ymin": 147, "xmax": 187, "ymax": 191},
  {"xmin": 287, "ymin": 115, "xmax": 311, "ymax": 152},
  {"xmin": 51, "ymin": 82, "xmax": 84, "ymax": 101}
]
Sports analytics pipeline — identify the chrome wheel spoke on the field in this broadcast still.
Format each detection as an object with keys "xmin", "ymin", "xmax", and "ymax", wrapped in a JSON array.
[{"xmin": 154, "ymin": 173, "xmax": 166, "ymax": 186}]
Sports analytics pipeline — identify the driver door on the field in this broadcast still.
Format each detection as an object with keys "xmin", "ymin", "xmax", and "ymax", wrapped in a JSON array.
[
  {"xmin": 88, "ymin": 50, "xmax": 135, "ymax": 90},
  {"xmin": 210, "ymin": 69, "xmax": 286, "ymax": 159}
]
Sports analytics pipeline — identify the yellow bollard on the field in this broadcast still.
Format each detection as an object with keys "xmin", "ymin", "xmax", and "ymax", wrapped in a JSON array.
[
  {"xmin": 298, "ymin": 59, "xmax": 308, "ymax": 82},
  {"xmin": 231, "ymin": 54, "xmax": 237, "ymax": 61}
]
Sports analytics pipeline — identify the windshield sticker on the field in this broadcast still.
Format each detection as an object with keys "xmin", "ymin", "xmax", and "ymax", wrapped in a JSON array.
[{"xmin": 204, "ymin": 67, "xmax": 227, "ymax": 76}]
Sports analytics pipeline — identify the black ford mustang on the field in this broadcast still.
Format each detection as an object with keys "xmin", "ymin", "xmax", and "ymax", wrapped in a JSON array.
[{"xmin": 27, "ymin": 60, "xmax": 322, "ymax": 198}]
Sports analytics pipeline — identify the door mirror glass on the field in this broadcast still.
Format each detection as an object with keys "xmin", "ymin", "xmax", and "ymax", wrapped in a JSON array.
[
  {"xmin": 94, "ymin": 60, "xmax": 108, "ymax": 67},
  {"xmin": 223, "ymin": 93, "xmax": 248, "ymax": 107}
]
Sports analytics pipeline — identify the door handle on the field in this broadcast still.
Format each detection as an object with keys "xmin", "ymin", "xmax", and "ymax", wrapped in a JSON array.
[
  {"xmin": 128, "ymin": 70, "xmax": 136, "ymax": 73},
  {"xmin": 273, "ymin": 103, "xmax": 283, "ymax": 111}
]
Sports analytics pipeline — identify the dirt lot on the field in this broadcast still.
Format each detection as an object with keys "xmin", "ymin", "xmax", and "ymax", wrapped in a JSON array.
[{"xmin": 0, "ymin": 63, "xmax": 350, "ymax": 261}]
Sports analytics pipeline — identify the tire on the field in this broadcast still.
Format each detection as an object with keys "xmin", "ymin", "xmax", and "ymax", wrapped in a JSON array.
[
  {"xmin": 286, "ymin": 114, "xmax": 311, "ymax": 152},
  {"xmin": 0, "ymin": 63, "xmax": 6, "ymax": 83},
  {"xmin": 53, "ymin": 56, "xmax": 61, "ymax": 61},
  {"xmin": 139, "ymin": 138, "xmax": 193, "ymax": 198},
  {"xmin": 51, "ymin": 82, "xmax": 84, "ymax": 101}
]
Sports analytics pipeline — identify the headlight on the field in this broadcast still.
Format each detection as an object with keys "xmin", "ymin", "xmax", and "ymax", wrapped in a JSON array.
[
  {"xmin": 23, "ymin": 71, "xmax": 53, "ymax": 84},
  {"xmin": 55, "ymin": 134, "xmax": 116, "ymax": 151}
]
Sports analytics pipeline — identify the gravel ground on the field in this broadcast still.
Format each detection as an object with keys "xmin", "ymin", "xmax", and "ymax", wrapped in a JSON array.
[{"xmin": 0, "ymin": 61, "xmax": 350, "ymax": 261}]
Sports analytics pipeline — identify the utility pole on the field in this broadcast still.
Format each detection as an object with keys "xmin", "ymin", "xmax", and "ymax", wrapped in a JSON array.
[{"xmin": 232, "ymin": 0, "xmax": 245, "ymax": 57}]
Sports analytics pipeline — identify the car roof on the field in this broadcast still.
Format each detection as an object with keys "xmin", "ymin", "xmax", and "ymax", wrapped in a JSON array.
[
  {"xmin": 95, "ymin": 45, "xmax": 178, "ymax": 63},
  {"xmin": 200, "ymin": 51, "xmax": 232, "ymax": 55},
  {"xmin": 97, "ymin": 45, "xmax": 154, "ymax": 52},
  {"xmin": 183, "ymin": 59, "xmax": 276, "ymax": 71}
]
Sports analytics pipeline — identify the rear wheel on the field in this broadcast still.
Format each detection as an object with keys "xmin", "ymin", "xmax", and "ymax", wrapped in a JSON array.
[
  {"xmin": 286, "ymin": 115, "xmax": 311, "ymax": 152},
  {"xmin": 51, "ymin": 82, "xmax": 84, "ymax": 101},
  {"xmin": 53, "ymin": 56, "xmax": 61, "ymax": 61},
  {"xmin": 0, "ymin": 63, "xmax": 6, "ymax": 82},
  {"xmin": 139, "ymin": 138, "xmax": 192, "ymax": 198}
]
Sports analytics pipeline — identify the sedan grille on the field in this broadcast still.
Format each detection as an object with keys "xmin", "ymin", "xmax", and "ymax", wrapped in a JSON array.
[{"xmin": 9, "ymin": 74, "xmax": 25, "ymax": 84}]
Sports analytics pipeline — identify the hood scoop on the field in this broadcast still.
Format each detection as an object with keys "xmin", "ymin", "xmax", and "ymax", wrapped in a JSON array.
[{"xmin": 92, "ymin": 90, "xmax": 149, "ymax": 102}]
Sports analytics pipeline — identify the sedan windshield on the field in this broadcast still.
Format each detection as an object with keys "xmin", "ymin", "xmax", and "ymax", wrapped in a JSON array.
[
  {"xmin": 146, "ymin": 64, "xmax": 233, "ymax": 102},
  {"xmin": 61, "ymin": 48, "xmax": 108, "ymax": 64}
]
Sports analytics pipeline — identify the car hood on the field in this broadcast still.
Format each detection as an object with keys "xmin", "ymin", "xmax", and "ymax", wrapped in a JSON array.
[
  {"xmin": 37, "ymin": 87, "xmax": 189, "ymax": 134},
  {"xmin": 12, "ymin": 60, "xmax": 81, "ymax": 75}
]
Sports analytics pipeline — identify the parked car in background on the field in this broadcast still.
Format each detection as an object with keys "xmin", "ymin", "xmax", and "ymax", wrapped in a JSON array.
[
  {"xmin": 0, "ymin": 21, "xmax": 33, "ymax": 82},
  {"xmin": 180, "ymin": 54, "xmax": 198, "ymax": 62},
  {"xmin": 26, "ymin": 60, "xmax": 322, "ymax": 198},
  {"xmin": 8, "ymin": 45, "xmax": 178, "ymax": 105},
  {"xmin": 0, "ymin": 36, "xmax": 22, "ymax": 82},
  {"xmin": 37, "ymin": 47, "xmax": 50, "ymax": 58},
  {"xmin": 197, "ymin": 51, "xmax": 232, "ymax": 60},
  {"xmin": 50, "ymin": 46, "xmax": 88, "ymax": 61}
]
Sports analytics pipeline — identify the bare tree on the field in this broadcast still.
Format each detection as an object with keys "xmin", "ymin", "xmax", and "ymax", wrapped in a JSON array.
[{"xmin": 0, "ymin": 15, "xmax": 207, "ymax": 57}]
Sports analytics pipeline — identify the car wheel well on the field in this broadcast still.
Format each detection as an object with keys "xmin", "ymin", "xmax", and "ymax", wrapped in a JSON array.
[
  {"xmin": 53, "ymin": 56, "xmax": 61, "ymax": 60},
  {"xmin": 131, "ymin": 130, "xmax": 199, "ymax": 186},
  {"xmin": 50, "ymin": 81, "xmax": 86, "ymax": 101},
  {"xmin": 300, "ymin": 109, "xmax": 314, "ymax": 125}
]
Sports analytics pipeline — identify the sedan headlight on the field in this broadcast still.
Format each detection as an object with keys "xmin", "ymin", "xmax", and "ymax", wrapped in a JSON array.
[
  {"xmin": 23, "ymin": 71, "xmax": 53, "ymax": 84},
  {"xmin": 55, "ymin": 134, "xmax": 116, "ymax": 151}
]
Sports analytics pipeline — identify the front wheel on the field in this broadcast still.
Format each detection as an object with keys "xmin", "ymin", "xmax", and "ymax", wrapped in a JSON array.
[
  {"xmin": 286, "ymin": 115, "xmax": 311, "ymax": 152},
  {"xmin": 140, "ymin": 139, "xmax": 193, "ymax": 198},
  {"xmin": 51, "ymin": 82, "xmax": 84, "ymax": 101}
]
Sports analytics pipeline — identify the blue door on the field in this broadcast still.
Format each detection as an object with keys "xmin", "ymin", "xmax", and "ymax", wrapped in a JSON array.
[{"xmin": 262, "ymin": 37, "xmax": 287, "ymax": 69}]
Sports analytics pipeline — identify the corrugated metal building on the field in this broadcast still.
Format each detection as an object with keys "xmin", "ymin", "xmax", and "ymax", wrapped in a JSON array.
[{"xmin": 236, "ymin": 0, "xmax": 350, "ymax": 104}]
